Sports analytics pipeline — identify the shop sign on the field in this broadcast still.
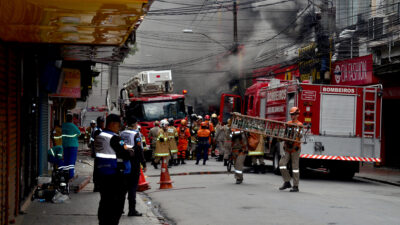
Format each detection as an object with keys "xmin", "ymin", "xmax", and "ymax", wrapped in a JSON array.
[
  {"xmin": 50, "ymin": 68, "xmax": 81, "ymax": 98},
  {"xmin": 332, "ymin": 55, "xmax": 377, "ymax": 85}
]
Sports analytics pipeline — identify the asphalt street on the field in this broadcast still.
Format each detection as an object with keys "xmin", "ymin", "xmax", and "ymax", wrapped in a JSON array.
[{"xmin": 145, "ymin": 159, "xmax": 400, "ymax": 225}]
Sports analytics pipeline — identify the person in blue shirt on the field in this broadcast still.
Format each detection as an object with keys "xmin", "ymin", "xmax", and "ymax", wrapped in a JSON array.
[{"xmin": 61, "ymin": 114, "xmax": 81, "ymax": 180}]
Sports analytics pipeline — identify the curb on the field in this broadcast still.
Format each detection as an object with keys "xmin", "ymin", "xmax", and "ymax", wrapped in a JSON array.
[{"xmin": 355, "ymin": 175, "xmax": 400, "ymax": 187}]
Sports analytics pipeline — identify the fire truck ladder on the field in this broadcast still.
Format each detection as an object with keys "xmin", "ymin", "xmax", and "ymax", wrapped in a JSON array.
[
  {"xmin": 230, "ymin": 112, "xmax": 304, "ymax": 143},
  {"xmin": 361, "ymin": 86, "xmax": 379, "ymax": 158}
]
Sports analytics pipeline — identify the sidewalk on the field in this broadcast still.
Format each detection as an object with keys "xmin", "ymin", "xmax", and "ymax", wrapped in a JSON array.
[
  {"xmin": 356, "ymin": 163, "xmax": 400, "ymax": 186},
  {"xmin": 18, "ymin": 154, "xmax": 162, "ymax": 225}
]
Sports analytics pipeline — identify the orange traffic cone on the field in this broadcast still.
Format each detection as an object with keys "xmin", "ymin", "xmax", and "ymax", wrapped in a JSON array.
[
  {"xmin": 137, "ymin": 167, "xmax": 150, "ymax": 192},
  {"xmin": 158, "ymin": 157, "xmax": 173, "ymax": 189}
]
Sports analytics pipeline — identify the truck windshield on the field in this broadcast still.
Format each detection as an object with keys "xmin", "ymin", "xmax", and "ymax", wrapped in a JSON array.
[{"xmin": 128, "ymin": 99, "xmax": 186, "ymax": 121}]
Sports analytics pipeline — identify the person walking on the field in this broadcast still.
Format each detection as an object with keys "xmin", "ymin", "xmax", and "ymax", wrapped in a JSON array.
[
  {"xmin": 94, "ymin": 114, "xmax": 133, "ymax": 225},
  {"xmin": 279, "ymin": 107, "xmax": 303, "ymax": 192},
  {"xmin": 120, "ymin": 117, "xmax": 147, "ymax": 217},
  {"xmin": 196, "ymin": 122, "xmax": 211, "ymax": 165},
  {"xmin": 167, "ymin": 118, "xmax": 179, "ymax": 166},
  {"xmin": 214, "ymin": 118, "xmax": 225, "ymax": 162},
  {"xmin": 61, "ymin": 114, "xmax": 81, "ymax": 180},
  {"xmin": 153, "ymin": 119, "xmax": 170, "ymax": 167},
  {"xmin": 148, "ymin": 121, "xmax": 160, "ymax": 168},
  {"xmin": 231, "ymin": 129, "xmax": 248, "ymax": 184}
]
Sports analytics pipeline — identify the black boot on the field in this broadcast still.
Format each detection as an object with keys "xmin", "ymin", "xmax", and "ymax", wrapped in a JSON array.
[
  {"xmin": 128, "ymin": 210, "xmax": 142, "ymax": 217},
  {"xmin": 195, "ymin": 160, "xmax": 199, "ymax": 165},
  {"xmin": 260, "ymin": 164, "xmax": 266, "ymax": 174},
  {"xmin": 223, "ymin": 159, "xmax": 228, "ymax": 166},
  {"xmin": 181, "ymin": 159, "xmax": 186, "ymax": 164},
  {"xmin": 217, "ymin": 155, "xmax": 223, "ymax": 161},
  {"xmin": 290, "ymin": 186, "xmax": 299, "ymax": 192},
  {"xmin": 152, "ymin": 161, "xmax": 158, "ymax": 169},
  {"xmin": 279, "ymin": 182, "xmax": 292, "ymax": 190},
  {"xmin": 252, "ymin": 165, "xmax": 259, "ymax": 173},
  {"xmin": 174, "ymin": 159, "xmax": 179, "ymax": 166},
  {"xmin": 168, "ymin": 159, "xmax": 173, "ymax": 167},
  {"xmin": 203, "ymin": 160, "xmax": 206, "ymax": 165}
]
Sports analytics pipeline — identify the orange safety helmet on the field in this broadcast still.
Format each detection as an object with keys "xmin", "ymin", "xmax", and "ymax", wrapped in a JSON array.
[
  {"xmin": 181, "ymin": 119, "xmax": 187, "ymax": 126},
  {"xmin": 201, "ymin": 121, "xmax": 208, "ymax": 127},
  {"xmin": 289, "ymin": 107, "xmax": 300, "ymax": 115}
]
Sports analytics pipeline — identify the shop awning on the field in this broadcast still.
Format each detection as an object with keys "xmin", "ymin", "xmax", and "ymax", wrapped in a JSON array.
[{"xmin": 0, "ymin": 0, "xmax": 148, "ymax": 45}]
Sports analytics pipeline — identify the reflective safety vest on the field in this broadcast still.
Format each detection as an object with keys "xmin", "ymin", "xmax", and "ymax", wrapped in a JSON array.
[
  {"xmin": 154, "ymin": 129, "xmax": 170, "ymax": 157},
  {"xmin": 120, "ymin": 129, "xmax": 139, "ymax": 149},
  {"xmin": 166, "ymin": 126, "xmax": 178, "ymax": 154},
  {"xmin": 95, "ymin": 131, "xmax": 131, "ymax": 175}
]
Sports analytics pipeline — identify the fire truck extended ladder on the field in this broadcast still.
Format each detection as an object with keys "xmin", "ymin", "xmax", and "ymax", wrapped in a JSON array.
[
  {"xmin": 230, "ymin": 112, "xmax": 304, "ymax": 143},
  {"xmin": 361, "ymin": 86, "xmax": 378, "ymax": 157}
]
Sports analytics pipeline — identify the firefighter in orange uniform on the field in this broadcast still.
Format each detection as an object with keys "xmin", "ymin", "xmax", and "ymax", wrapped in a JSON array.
[
  {"xmin": 196, "ymin": 122, "xmax": 211, "ymax": 165},
  {"xmin": 279, "ymin": 107, "xmax": 303, "ymax": 192},
  {"xmin": 177, "ymin": 119, "xmax": 190, "ymax": 165}
]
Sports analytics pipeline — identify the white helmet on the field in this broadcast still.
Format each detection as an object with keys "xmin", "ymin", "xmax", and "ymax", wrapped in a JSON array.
[
  {"xmin": 90, "ymin": 120, "xmax": 96, "ymax": 124},
  {"xmin": 160, "ymin": 119, "xmax": 169, "ymax": 128},
  {"xmin": 197, "ymin": 115, "xmax": 203, "ymax": 121}
]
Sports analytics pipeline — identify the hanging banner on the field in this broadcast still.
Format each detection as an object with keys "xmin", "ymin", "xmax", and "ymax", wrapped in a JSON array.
[
  {"xmin": 331, "ymin": 54, "xmax": 377, "ymax": 86},
  {"xmin": 50, "ymin": 68, "xmax": 81, "ymax": 98}
]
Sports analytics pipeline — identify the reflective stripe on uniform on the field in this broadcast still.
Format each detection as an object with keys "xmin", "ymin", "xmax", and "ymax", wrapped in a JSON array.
[
  {"xmin": 280, "ymin": 166, "xmax": 287, "ymax": 169},
  {"xmin": 96, "ymin": 152, "xmax": 117, "ymax": 159},
  {"xmin": 292, "ymin": 170, "xmax": 299, "ymax": 173},
  {"xmin": 126, "ymin": 144, "xmax": 133, "ymax": 149},
  {"xmin": 100, "ymin": 132, "xmax": 113, "ymax": 138},
  {"xmin": 248, "ymin": 151, "xmax": 264, "ymax": 156},
  {"xmin": 170, "ymin": 149, "xmax": 178, "ymax": 153},
  {"xmin": 62, "ymin": 134, "xmax": 79, "ymax": 138},
  {"xmin": 234, "ymin": 170, "xmax": 243, "ymax": 174},
  {"xmin": 155, "ymin": 153, "xmax": 170, "ymax": 157}
]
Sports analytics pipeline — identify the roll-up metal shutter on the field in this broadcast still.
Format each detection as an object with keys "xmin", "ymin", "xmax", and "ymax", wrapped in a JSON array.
[
  {"xmin": 39, "ymin": 94, "xmax": 49, "ymax": 175},
  {"xmin": 0, "ymin": 42, "xmax": 20, "ymax": 225}
]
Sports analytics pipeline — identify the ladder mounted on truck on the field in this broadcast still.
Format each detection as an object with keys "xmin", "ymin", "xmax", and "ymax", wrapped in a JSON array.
[
  {"xmin": 230, "ymin": 112, "xmax": 305, "ymax": 143},
  {"xmin": 361, "ymin": 84, "xmax": 382, "ymax": 158}
]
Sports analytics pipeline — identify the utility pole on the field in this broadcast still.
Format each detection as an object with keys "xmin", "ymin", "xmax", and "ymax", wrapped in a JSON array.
[{"xmin": 233, "ymin": 0, "xmax": 238, "ymax": 47}]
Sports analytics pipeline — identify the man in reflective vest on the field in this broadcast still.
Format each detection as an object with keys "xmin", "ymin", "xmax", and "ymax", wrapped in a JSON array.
[
  {"xmin": 120, "ymin": 116, "xmax": 147, "ymax": 217},
  {"xmin": 92, "ymin": 116, "xmax": 104, "ymax": 192},
  {"xmin": 95, "ymin": 114, "xmax": 134, "ymax": 225},
  {"xmin": 61, "ymin": 114, "xmax": 81, "ymax": 180},
  {"xmin": 153, "ymin": 119, "xmax": 170, "ymax": 167},
  {"xmin": 167, "ymin": 118, "xmax": 179, "ymax": 166},
  {"xmin": 177, "ymin": 119, "xmax": 190, "ymax": 165},
  {"xmin": 196, "ymin": 122, "xmax": 211, "ymax": 165},
  {"xmin": 232, "ymin": 129, "xmax": 248, "ymax": 184},
  {"xmin": 279, "ymin": 107, "xmax": 303, "ymax": 192}
]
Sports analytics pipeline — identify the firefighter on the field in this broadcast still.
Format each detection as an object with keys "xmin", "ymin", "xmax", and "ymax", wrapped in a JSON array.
[
  {"xmin": 279, "ymin": 107, "xmax": 303, "ymax": 192},
  {"xmin": 149, "ymin": 121, "xmax": 160, "ymax": 169},
  {"xmin": 120, "ymin": 117, "xmax": 146, "ymax": 217},
  {"xmin": 189, "ymin": 115, "xmax": 199, "ymax": 160},
  {"xmin": 248, "ymin": 134, "xmax": 266, "ymax": 174},
  {"xmin": 231, "ymin": 129, "xmax": 248, "ymax": 184},
  {"xmin": 177, "ymin": 119, "xmax": 190, "ymax": 164},
  {"xmin": 222, "ymin": 119, "xmax": 233, "ymax": 166},
  {"xmin": 210, "ymin": 113, "xmax": 219, "ymax": 157},
  {"xmin": 94, "ymin": 114, "xmax": 133, "ymax": 225},
  {"xmin": 167, "ymin": 118, "xmax": 179, "ymax": 166},
  {"xmin": 92, "ymin": 116, "xmax": 105, "ymax": 192},
  {"xmin": 153, "ymin": 119, "xmax": 170, "ymax": 167},
  {"xmin": 214, "ymin": 117, "xmax": 225, "ymax": 162},
  {"xmin": 196, "ymin": 121, "xmax": 211, "ymax": 165},
  {"xmin": 61, "ymin": 114, "xmax": 81, "ymax": 181}
]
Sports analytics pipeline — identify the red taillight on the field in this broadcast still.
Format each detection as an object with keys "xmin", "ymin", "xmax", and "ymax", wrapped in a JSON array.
[
  {"xmin": 129, "ymin": 93, "xmax": 134, "ymax": 97},
  {"xmin": 156, "ymin": 75, "xmax": 161, "ymax": 78}
]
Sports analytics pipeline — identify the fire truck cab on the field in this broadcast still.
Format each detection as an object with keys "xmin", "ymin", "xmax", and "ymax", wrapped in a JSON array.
[
  {"xmin": 221, "ymin": 79, "xmax": 383, "ymax": 178},
  {"xmin": 119, "ymin": 70, "xmax": 186, "ymax": 151}
]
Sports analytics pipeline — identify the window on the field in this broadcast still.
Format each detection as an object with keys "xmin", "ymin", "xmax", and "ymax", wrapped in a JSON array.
[{"xmin": 249, "ymin": 96, "xmax": 254, "ymax": 111}]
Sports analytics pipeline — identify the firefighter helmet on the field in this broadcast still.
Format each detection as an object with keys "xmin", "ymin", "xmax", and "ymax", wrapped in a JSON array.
[
  {"xmin": 160, "ymin": 119, "xmax": 169, "ymax": 128},
  {"xmin": 289, "ymin": 107, "xmax": 300, "ymax": 115},
  {"xmin": 90, "ymin": 120, "xmax": 96, "ymax": 124},
  {"xmin": 211, "ymin": 113, "xmax": 217, "ymax": 118},
  {"xmin": 197, "ymin": 115, "xmax": 203, "ymax": 121},
  {"xmin": 205, "ymin": 115, "xmax": 210, "ymax": 120},
  {"xmin": 181, "ymin": 119, "xmax": 187, "ymax": 126}
]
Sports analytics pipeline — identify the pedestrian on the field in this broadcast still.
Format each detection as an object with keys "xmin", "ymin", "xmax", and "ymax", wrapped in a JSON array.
[
  {"xmin": 231, "ymin": 129, "xmax": 248, "ymax": 184},
  {"xmin": 279, "ymin": 107, "xmax": 303, "ymax": 192},
  {"xmin": 61, "ymin": 114, "xmax": 81, "ymax": 180},
  {"xmin": 149, "ymin": 121, "xmax": 161, "ymax": 169},
  {"xmin": 86, "ymin": 120, "xmax": 96, "ymax": 146},
  {"xmin": 92, "ymin": 116, "xmax": 104, "ymax": 192},
  {"xmin": 120, "ymin": 117, "xmax": 147, "ymax": 217},
  {"xmin": 153, "ymin": 119, "xmax": 170, "ymax": 167},
  {"xmin": 196, "ymin": 122, "xmax": 211, "ymax": 165},
  {"xmin": 177, "ymin": 119, "xmax": 190, "ymax": 164},
  {"xmin": 167, "ymin": 118, "xmax": 178, "ymax": 166},
  {"xmin": 94, "ymin": 114, "xmax": 133, "ymax": 225}
]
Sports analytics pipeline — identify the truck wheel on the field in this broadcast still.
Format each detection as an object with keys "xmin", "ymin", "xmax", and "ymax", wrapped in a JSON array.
[{"xmin": 273, "ymin": 150, "xmax": 281, "ymax": 175}]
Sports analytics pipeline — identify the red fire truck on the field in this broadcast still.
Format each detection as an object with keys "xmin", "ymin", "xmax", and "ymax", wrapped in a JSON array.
[
  {"xmin": 220, "ymin": 79, "xmax": 383, "ymax": 178},
  {"xmin": 119, "ymin": 70, "xmax": 186, "ymax": 150}
]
